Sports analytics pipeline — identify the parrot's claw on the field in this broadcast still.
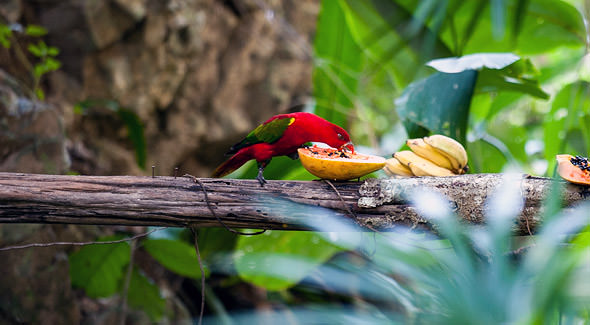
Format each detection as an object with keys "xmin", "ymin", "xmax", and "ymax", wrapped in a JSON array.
[
  {"xmin": 287, "ymin": 151, "xmax": 299, "ymax": 160},
  {"xmin": 256, "ymin": 167, "xmax": 267, "ymax": 187}
]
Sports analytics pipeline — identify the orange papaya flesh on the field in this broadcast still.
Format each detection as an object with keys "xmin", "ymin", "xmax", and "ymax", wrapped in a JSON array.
[
  {"xmin": 556, "ymin": 154, "xmax": 590, "ymax": 185},
  {"xmin": 298, "ymin": 146, "xmax": 385, "ymax": 181}
]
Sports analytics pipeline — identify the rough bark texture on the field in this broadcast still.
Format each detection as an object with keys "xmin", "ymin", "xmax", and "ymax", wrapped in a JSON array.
[{"xmin": 1, "ymin": 172, "xmax": 589, "ymax": 235}]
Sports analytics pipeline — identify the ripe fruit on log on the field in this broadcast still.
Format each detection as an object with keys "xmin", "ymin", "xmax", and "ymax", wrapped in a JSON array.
[
  {"xmin": 423, "ymin": 134, "xmax": 468, "ymax": 174},
  {"xmin": 298, "ymin": 146, "xmax": 385, "ymax": 180},
  {"xmin": 384, "ymin": 157, "xmax": 413, "ymax": 176},
  {"xmin": 393, "ymin": 151, "xmax": 455, "ymax": 177},
  {"xmin": 386, "ymin": 134, "xmax": 468, "ymax": 177},
  {"xmin": 406, "ymin": 138, "xmax": 454, "ymax": 170}
]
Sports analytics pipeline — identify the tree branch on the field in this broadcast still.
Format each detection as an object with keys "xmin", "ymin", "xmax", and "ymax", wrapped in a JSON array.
[{"xmin": 0, "ymin": 172, "xmax": 588, "ymax": 234}]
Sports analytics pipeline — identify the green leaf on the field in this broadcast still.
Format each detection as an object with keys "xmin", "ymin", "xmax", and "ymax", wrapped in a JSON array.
[
  {"xmin": 143, "ymin": 239, "xmax": 208, "ymax": 279},
  {"xmin": 487, "ymin": 119, "xmax": 528, "ymax": 164},
  {"xmin": 69, "ymin": 237, "xmax": 130, "ymax": 298},
  {"xmin": 34, "ymin": 88, "xmax": 45, "ymax": 100},
  {"xmin": 466, "ymin": 137, "xmax": 508, "ymax": 173},
  {"xmin": 543, "ymin": 81, "xmax": 590, "ymax": 175},
  {"xmin": 448, "ymin": 0, "xmax": 585, "ymax": 55},
  {"xmin": 127, "ymin": 268, "xmax": 167, "ymax": 321},
  {"xmin": 28, "ymin": 41, "xmax": 48, "ymax": 57},
  {"xmin": 0, "ymin": 24, "xmax": 12, "ymax": 48},
  {"xmin": 196, "ymin": 228, "xmax": 237, "ymax": 261},
  {"xmin": 340, "ymin": 0, "xmax": 452, "ymax": 88},
  {"xmin": 395, "ymin": 70, "xmax": 477, "ymax": 143},
  {"xmin": 25, "ymin": 25, "xmax": 48, "ymax": 37},
  {"xmin": 476, "ymin": 58, "xmax": 548, "ymax": 99},
  {"xmin": 28, "ymin": 43, "xmax": 43, "ymax": 57},
  {"xmin": 234, "ymin": 231, "xmax": 344, "ymax": 291},
  {"xmin": 70, "ymin": 99, "xmax": 146, "ymax": 168},
  {"xmin": 47, "ymin": 46, "xmax": 60, "ymax": 57},
  {"xmin": 74, "ymin": 99, "xmax": 114, "ymax": 114},
  {"xmin": 313, "ymin": 0, "xmax": 362, "ymax": 127},
  {"xmin": 33, "ymin": 63, "xmax": 45, "ymax": 77},
  {"xmin": 426, "ymin": 53, "xmax": 520, "ymax": 73},
  {"xmin": 44, "ymin": 57, "xmax": 61, "ymax": 72},
  {"xmin": 427, "ymin": 53, "xmax": 548, "ymax": 100},
  {"xmin": 147, "ymin": 227, "xmax": 187, "ymax": 240},
  {"xmin": 117, "ymin": 108, "xmax": 147, "ymax": 169},
  {"xmin": 73, "ymin": 101, "xmax": 91, "ymax": 115}
]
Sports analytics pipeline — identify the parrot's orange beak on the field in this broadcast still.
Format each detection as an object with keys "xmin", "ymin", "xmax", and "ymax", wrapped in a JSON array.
[{"xmin": 340, "ymin": 142, "xmax": 355, "ymax": 154}]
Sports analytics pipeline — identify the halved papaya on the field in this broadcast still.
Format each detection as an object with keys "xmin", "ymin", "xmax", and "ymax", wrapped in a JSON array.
[
  {"xmin": 298, "ymin": 146, "xmax": 386, "ymax": 180},
  {"xmin": 556, "ymin": 154, "xmax": 590, "ymax": 185}
]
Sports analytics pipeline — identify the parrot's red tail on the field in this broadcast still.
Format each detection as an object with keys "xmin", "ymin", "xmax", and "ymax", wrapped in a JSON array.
[{"xmin": 212, "ymin": 151, "xmax": 252, "ymax": 178}]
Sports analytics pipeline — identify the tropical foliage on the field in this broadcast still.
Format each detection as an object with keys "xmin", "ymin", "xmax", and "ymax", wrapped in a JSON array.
[{"xmin": 67, "ymin": 0, "xmax": 590, "ymax": 322}]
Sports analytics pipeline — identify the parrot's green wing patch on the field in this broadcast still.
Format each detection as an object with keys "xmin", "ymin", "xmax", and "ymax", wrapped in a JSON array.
[
  {"xmin": 249, "ymin": 117, "xmax": 295, "ymax": 144},
  {"xmin": 228, "ymin": 117, "xmax": 295, "ymax": 154}
]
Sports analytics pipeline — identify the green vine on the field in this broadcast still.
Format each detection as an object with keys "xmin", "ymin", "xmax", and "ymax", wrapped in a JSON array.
[{"xmin": 0, "ymin": 23, "xmax": 61, "ymax": 100}]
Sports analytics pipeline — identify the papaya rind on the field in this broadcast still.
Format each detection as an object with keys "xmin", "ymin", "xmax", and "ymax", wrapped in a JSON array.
[{"xmin": 298, "ymin": 147, "xmax": 386, "ymax": 180}]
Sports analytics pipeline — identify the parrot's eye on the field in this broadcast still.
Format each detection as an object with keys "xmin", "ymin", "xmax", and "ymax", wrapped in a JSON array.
[{"xmin": 337, "ymin": 133, "xmax": 344, "ymax": 140}]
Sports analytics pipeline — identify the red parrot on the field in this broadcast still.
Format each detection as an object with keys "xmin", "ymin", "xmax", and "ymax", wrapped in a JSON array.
[{"xmin": 212, "ymin": 112, "xmax": 354, "ymax": 185}]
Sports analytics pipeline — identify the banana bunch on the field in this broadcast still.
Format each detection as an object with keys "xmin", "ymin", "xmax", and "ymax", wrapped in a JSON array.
[{"xmin": 384, "ymin": 134, "xmax": 468, "ymax": 177}]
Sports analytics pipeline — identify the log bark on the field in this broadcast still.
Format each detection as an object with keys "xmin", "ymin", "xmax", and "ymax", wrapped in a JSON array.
[{"xmin": 0, "ymin": 172, "xmax": 588, "ymax": 234}]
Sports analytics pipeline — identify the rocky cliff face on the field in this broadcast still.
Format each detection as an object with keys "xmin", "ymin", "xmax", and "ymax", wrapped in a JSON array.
[
  {"xmin": 2, "ymin": 0, "xmax": 318, "ymax": 176},
  {"xmin": 0, "ymin": 0, "xmax": 318, "ymax": 322}
]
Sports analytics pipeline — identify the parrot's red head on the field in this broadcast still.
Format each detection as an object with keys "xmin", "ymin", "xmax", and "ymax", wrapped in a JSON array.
[{"xmin": 327, "ymin": 124, "xmax": 355, "ymax": 154}]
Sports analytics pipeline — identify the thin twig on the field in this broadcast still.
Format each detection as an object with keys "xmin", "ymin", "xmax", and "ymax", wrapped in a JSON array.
[
  {"xmin": 524, "ymin": 216, "xmax": 533, "ymax": 237},
  {"xmin": 323, "ymin": 179, "xmax": 382, "ymax": 235},
  {"xmin": 0, "ymin": 227, "xmax": 166, "ymax": 251},
  {"xmin": 322, "ymin": 179, "xmax": 358, "ymax": 219},
  {"xmin": 120, "ymin": 239, "xmax": 137, "ymax": 325},
  {"xmin": 190, "ymin": 227, "xmax": 206, "ymax": 325},
  {"xmin": 323, "ymin": 180, "xmax": 377, "ymax": 256},
  {"xmin": 505, "ymin": 244, "xmax": 535, "ymax": 262},
  {"xmin": 185, "ymin": 175, "xmax": 266, "ymax": 236}
]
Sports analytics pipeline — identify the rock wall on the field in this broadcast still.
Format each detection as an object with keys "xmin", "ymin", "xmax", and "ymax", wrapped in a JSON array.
[
  {"xmin": 0, "ymin": 0, "xmax": 319, "ymax": 322},
  {"xmin": 2, "ymin": 0, "xmax": 318, "ymax": 176}
]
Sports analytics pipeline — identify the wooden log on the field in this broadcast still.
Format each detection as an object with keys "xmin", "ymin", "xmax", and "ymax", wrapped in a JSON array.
[{"xmin": 0, "ymin": 172, "xmax": 588, "ymax": 234}]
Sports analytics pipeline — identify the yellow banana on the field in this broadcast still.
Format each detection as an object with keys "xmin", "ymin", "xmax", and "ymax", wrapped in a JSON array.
[
  {"xmin": 423, "ymin": 135, "xmax": 468, "ymax": 174},
  {"xmin": 384, "ymin": 158, "xmax": 413, "ymax": 176},
  {"xmin": 406, "ymin": 138, "xmax": 454, "ymax": 170},
  {"xmin": 408, "ymin": 161, "xmax": 455, "ymax": 177},
  {"xmin": 393, "ymin": 150, "xmax": 456, "ymax": 176},
  {"xmin": 393, "ymin": 150, "xmax": 421, "ymax": 167}
]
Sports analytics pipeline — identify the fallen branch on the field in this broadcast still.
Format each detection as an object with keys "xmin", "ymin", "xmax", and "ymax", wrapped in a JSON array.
[{"xmin": 0, "ymin": 172, "xmax": 588, "ymax": 234}]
